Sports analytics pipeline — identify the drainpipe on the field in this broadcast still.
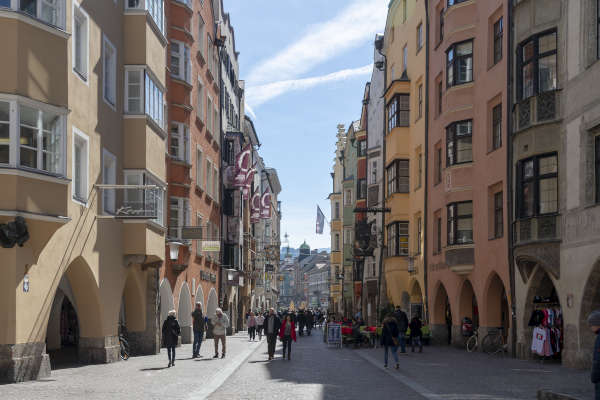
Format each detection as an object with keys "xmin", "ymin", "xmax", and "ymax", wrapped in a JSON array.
[
  {"xmin": 217, "ymin": 33, "xmax": 224, "ymax": 309},
  {"xmin": 424, "ymin": 0, "xmax": 430, "ymax": 323},
  {"xmin": 507, "ymin": 0, "xmax": 517, "ymax": 358}
]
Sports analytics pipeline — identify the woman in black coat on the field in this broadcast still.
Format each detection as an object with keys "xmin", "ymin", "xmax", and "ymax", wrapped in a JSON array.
[
  {"xmin": 381, "ymin": 315, "xmax": 400, "ymax": 369},
  {"xmin": 162, "ymin": 310, "xmax": 181, "ymax": 367}
]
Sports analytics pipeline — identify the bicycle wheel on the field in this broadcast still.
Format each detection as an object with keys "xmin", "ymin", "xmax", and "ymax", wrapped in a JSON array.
[
  {"xmin": 466, "ymin": 334, "xmax": 478, "ymax": 352},
  {"xmin": 483, "ymin": 334, "xmax": 503, "ymax": 355}
]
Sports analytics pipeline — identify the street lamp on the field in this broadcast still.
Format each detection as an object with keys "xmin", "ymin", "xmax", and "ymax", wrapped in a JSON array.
[{"xmin": 167, "ymin": 241, "xmax": 185, "ymax": 261}]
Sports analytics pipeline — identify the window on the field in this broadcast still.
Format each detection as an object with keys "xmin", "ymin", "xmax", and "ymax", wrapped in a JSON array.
[
  {"xmin": 125, "ymin": 68, "xmax": 165, "ymax": 127},
  {"xmin": 334, "ymin": 233, "xmax": 340, "ymax": 251},
  {"xmin": 170, "ymin": 122, "xmax": 190, "ymax": 162},
  {"xmin": 126, "ymin": 0, "xmax": 164, "ymax": 34},
  {"xmin": 213, "ymin": 165, "xmax": 219, "ymax": 202},
  {"xmin": 434, "ymin": 147, "xmax": 442, "ymax": 185},
  {"xmin": 344, "ymin": 189, "xmax": 352, "ymax": 205},
  {"xmin": 417, "ymin": 152, "xmax": 423, "ymax": 189},
  {"xmin": 387, "ymin": 221, "xmax": 409, "ymax": 257},
  {"xmin": 198, "ymin": 15, "xmax": 206, "ymax": 58},
  {"xmin": 517, "ymin": 154, "xmax": 558, "ymax": 217},
  {"xmin": 0, "ymin": 102, "xmax": 8, "ymax": 165},
  {"xmin": 595, "ymin": 136, "xmax": 600, "ymax": 203},
  {"xmin": 103, "ymin": 35, "xmax": 117, "ymax": 108},
  {"xmin": 207, "ymin": 96, "xmax": 213, "ymax": 134},
  {"xmin": 403, "ymin": 45, "xmax": 408, "ymax": 71},
  {"xmin": 18, "ymin": 0, "xmax": 65, "ymax": 28},
  {"xmin": 446, "ymin": 120, "xmax": 473, "ymax": 166},
  {"xmin": 144, "ymin": 71, "xmax": 164, "ymax": 127},
  {"xmin": 102, "ymin": 149, "xmax": 116, "ymax": 214},
  {"xmin": 125, "ymin": 69, "xmax": 142, "ymax": 113},
  {"xmin": 418, "ymin": 84, "xmax": 423, "ymax": 119},
  {"xmin": 416, "ymin": 216, "xmax": 422, "ymax": 254},
  {"xmin": 370, "ymin": 160, "xmax": 378, "ymax": 185},
  {"xmin": 439, "ymin": 8, "xmax": 444, "ymax": 43},
  {"xmin": 72, "ymin": 128, "xmax": 89, "ymax": 204},
  {"xmin": 344, "ymin": 228, "xmax": 353, "ymax": 245},
  {"xmin": 206, "ymin": 159, "xmax": 213, "ymax": 197},
  {"xmin": 358, "ymin": 140, "xmax": 367, "ymax": 157},
  {"xmin": 492, "ymin": 104, "xmax": 502, "ymax": 150},
  {"xmin": 169, "ymin": 197, "xmax": 190, "ymax": 238},
  {"xmin": 438, "ymin": 80, "xmax": 443, "ymax": 115},
  {"xmin": 447, "ymin": 201, "xmax": 473, "ymax": 245},
  {"xmin": 72, "ymin": 3, "xmax": 89, "ymax": 81},
  {"xmin": 493, "ymin": 17, "xmax": 503, "ymax": 65},
  {"xmin": 124, "ymin": 170, "xmax": 164, "ymax": 225},
  {"xmin": 494, "ymin": 191, "xmax": 503, "ymax": 238},
  {"xmin": 447, "ymin": 0, "xmax": 468, "ymax": 6},
  {"xmin": 334, "ymin": 201, "xmax": 340, "ymax": 219},
  {"xmin": 447, "ymin": 40, "xmax": 473, "ymax": 87},
  {"xmin": 171, "ymin": 41, "xmax": 191, "ymax": 83},
  {"xmin": 417, "ymin": 23, "xmax": 423, "ymax": 51},
  {"xmin": 195, "ymin": 214, "xmax": 203, "ymax": 254},
  {"xmin": 518, "ymin": 31, "xmax": 557, "ymax": 100},
  {"xmin": 387, "ymin": 94, "xmax": 410, "ymax": 132},
  {"xmin": 436, "ymin": 215, "xmax": 442, "ymax": 253},
  {"xmin": 357, "ymin": 179, "xmax": 367, "ymax": 200},
  {"xmin": 387, "ymin": 159, "xmax": 409, "ymax": 195},
  {"xmin": 213, "ymin": 106, "xmax": 219, "ymax": 135},
  {"xmin": 197, "ymin": 82, "xmax": 204, "ymax": 122},
  {"xmin": 196, "ymin": 147, "xmax": 203, "ymax": 188}
]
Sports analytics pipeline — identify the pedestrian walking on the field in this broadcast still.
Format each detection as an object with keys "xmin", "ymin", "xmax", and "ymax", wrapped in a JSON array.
[
  {"xmin": 381, "ymin": 314, "xmax": 400, "ymax": 369},
  {"xmin": 211, "ymin": 308, "xmax": 229, "ymax": 359},
  {"xmin": 162, "ymin": 310, "xmax": 181, "ymax": 368},
  {"xmin": 264, "ymin": 308, "xmax": 281, "ymax": 360},
  {"xmin": 279, "ymin": 314, "xmax": 297, "ymax": 360},
  {"xmin": 191, "ymin": 302, "xmax": 205, "ymax": 358},
  {"xmin": 588, "ymin": 310, "xmax": 600, "ymax": 399},
  {"xmin": 409, "ymin": 315, "xmax": 423, "ymax": 353},
  {"xmin": 247, "ymin": 311, "xmax": 257, "ymax": 341},
  {"xmin": 256, "ymin": 312, "xmax": 265, "ymax": 341},
  {"xmin": 306, "ymin": 310, "xmax": 314, "ymax": 336},
  {"xmin": 393, "ymin": 306, "xmax": 409, "ymax": 354}
]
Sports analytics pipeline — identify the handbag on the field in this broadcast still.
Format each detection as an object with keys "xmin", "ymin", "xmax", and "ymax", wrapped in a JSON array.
[{"xmin": 392, "ymin": 337, "xmax": 399, "ymax": 347}]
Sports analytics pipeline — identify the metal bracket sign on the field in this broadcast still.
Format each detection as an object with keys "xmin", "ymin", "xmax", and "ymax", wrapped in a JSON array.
[{"xmin": 181, "ymin": 227, "xmax": 203, "ymax": 240}]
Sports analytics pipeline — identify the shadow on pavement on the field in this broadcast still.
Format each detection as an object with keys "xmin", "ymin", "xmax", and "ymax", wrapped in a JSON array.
[{"xmin": 139, "ymin": 367, "xmax": 169, "ymax": 371}]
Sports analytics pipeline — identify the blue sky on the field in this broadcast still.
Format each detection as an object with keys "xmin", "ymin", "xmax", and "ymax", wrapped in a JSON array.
[{"xmin": 223, "ymin": 0, "xmax": 388, "ymax": 249}]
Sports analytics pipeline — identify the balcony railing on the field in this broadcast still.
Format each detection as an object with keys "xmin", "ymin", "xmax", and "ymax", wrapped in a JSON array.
[
  {"xmin": 96, "ymin": 185, "xmax": 164, "ymax": 220},
  {"xmin": 513, "ymin": 91, "xmax": 560, "ymax": 132},
  {"xmin": 513, "ymin": 214, "xmax": 561, "ymax": 245}
]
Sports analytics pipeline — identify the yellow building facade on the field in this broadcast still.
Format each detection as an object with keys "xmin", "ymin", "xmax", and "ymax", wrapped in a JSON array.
[
  {"xmin": 329, "ymin": 125, "xmax": 345, "ymax": 313},
  {"xmin": 383, "ymin": 0, "xmax": 427, "ymax": 318}
]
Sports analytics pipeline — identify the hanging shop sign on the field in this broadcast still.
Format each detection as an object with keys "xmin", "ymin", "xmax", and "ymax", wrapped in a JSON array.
[
  {"xmin": 181, "ymin": 227, "xmax": 203, "ymax": 240},
  {"xmin": 201, "ymin": 241, "xmax": 220, "ymax": 252},
  {"xmin": 265, "ymin": 264, "xmax": 274, "ymax": 272}
]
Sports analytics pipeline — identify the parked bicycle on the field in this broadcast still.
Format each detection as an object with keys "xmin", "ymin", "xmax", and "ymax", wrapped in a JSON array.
[
  {"xmin": 119, "ymin": 323, "xmax": 130, "ymax": 361},
  {"xmin": 466, "ymin": 327, "xmax": 507, "ymax": 355}
]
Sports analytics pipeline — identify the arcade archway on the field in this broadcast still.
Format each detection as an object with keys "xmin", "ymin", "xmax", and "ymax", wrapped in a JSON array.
[
  {"xmin": 178, "ymin": 283, "xmax": 192, "ymax": 344},
  {"xmin": 432, "ymin": 282, "xmax": 452, "ymax": 345}
]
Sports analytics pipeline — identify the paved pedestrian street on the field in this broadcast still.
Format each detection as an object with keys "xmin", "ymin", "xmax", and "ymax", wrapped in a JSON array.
[{"xmin": 0, "ymin": 329, "xmax": 594, "ymax": 400}]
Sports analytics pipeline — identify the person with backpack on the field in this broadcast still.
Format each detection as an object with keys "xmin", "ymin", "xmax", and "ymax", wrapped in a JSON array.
[
  {"xmin": 191, "ymin": 302, "xmax": 205, "ymax": 358},
  {"xmin": 393, "ymin": 306, "xmax": 409, "ymax": 354},
  {"xmin": 162, "ymin": 310, "xmax": 181, "ymax": 367},
  {"xmin": 409, "ymin": 315, "xmax": 423, "ymax": 353},
  {"xmin": 381, "ymin": 314, "xmax": 400, "ymax": 369}
]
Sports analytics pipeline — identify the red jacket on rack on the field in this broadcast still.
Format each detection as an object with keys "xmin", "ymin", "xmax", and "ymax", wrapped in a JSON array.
[{"xmin": 279, "ymin": 320, "xmax": 297, "ymax": 341}]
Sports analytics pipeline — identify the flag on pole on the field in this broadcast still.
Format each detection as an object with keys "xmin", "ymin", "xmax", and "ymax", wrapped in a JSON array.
[{"xmin": 316, "ymin": 205, "xmax": 325, "ymax": 234}]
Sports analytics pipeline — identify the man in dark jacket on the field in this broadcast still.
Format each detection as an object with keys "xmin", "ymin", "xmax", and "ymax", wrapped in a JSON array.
[
  {"xmin": 191, "ymin": 302, "xmax": 205, "ymax": 358},
  {"xmin": 297, "ymin": 310, "xmax": 306, "ymax": 336},
  {"xmin": 265, "ymin": 308, "xmax": 281, "ymax": 360},
  {"xmin": 393, "ymin": 306, "xmax": 409, "ymax": 353},
  {"xmin": 162, "ymin": 310, "xmax": 181, "ymax": 367},
  {"xmin": 588, "ymin": 310, "xmax": 600, "ymax": 399},
  {"xmin": 306, "ymin": 310, "xmax": 314, "ymax": 336}
]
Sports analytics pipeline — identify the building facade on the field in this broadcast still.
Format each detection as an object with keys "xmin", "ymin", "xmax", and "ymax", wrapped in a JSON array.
[
  {"xmin": 342, "ymin": 122, "xmax": 359, "ymax": 316},
  {"xmin": 0, "ymin": 0, "xmax": 167, "ymax": 382},
  {"xmin": 511, "ymin": 0, "xmax": 600, "ymax": 368},
  {"xmin": 329, "ymin": 124, "xmax": 346, "ymax": 314}
]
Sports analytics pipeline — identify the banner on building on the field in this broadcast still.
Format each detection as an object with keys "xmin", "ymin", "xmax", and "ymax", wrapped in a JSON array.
[
  {"xmin": 250, "ymin": 191, "xmax": 261, "ymax": 222},
  {"xmin": 260, "ymin": 189, "xmax": 271, "ymax": 219},
  {"xmin": 233, "ymin": 144, "xmax": 252, "ymax": 187},
  {"xmin": 241, "ymin": 166, "xmax": 257, "ymax": 200},
  {"xmin": 316, "ymin": 205, "xmax": 325, "ymax": 234}
]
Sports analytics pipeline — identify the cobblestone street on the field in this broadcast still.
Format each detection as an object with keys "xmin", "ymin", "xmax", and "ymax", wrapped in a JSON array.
[{"xmin": 0, "ymin": 329, "xmax": 595, "ymax": 400}]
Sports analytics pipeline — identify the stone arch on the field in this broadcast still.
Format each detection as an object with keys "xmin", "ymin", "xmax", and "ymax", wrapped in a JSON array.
[
  {"xmin": 178, "ymin": 283, "xmax": 192, "ymax": 344},
  {"xmin": 579, "ymin": 257, "xmax": 600, "ymax": 367},
  {"xmin": 159, "ymin": 279, "xmax": 175, "ymax": 330},
  {"xmin": 458, "ymin": 279, "xmax": 479, "ymax": 328},
  {"xmin": 121, "ymin": 268, "xmax": 146, "ymax": 333},
  {"xmin": 64, "ymin": 257, "xmax": 103, "ymax": 338},
  {"xmin": 431, "ymin": 282, "xmax": 453, "ymax": 345},
  {"xmin": 194, "ymin": 284, "xmax": 205, "ymax": 311},
  {"xmin": 409, "ymin": 280, "xmax": 424, "ymax": 319},
  {"xmin": 206, "ymin": 288, "xmax": 218, "ymax": 318},
  {"xmin": 483, "ymin": 272, "xmax": 510, "ymax": 336},
  {"xmin": 522, "ymin": 266, "xmax": 560, "ymax": 328}
]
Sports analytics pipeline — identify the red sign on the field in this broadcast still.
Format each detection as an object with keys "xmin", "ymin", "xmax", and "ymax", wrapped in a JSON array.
[{"xmin": 260, "ymin": 189, "xmax": 271, "ymax": 219}]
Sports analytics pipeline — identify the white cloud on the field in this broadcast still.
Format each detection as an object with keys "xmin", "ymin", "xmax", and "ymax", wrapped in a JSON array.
[
  {"xmin": 245, "ymin": 103, "xmax": 257, "ymax": 120},
  {"xmin": 246, "ymin": 64, "xmax": 373, "ymax": 107},
  {"xmin": 246, "ymin": 0, "xmax": 388, "ymax": 86}
]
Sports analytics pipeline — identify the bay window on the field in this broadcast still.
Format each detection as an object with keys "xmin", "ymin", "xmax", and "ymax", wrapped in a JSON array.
[
  {"xmin": 517, "ymin": 154, "xmax": 558, "ymax": 217},
  {"xmin": 170, "ymin": 122, "xmax": 190, "ymax": 162},
  {"xmin": 518, "ymin": 30, "xmax": 557, "ymax": 100},
  {"xmin": 125, "ymin": 68, "xmax": 165, "ymax": 128},
  {"xmin": 387, "ymin": 221, "xmax": 409, "ymax": 257},
  {"xmin": 169, "ymin": 197, "xmax": 190, "ymax": 239},
  {"xmin": 357, "ymin": 179, "xmax": 366, "ymax": 200},
  {"xmin": 446, "ymin": 120, "xmax": 472, "ymax": 166},
  {"xmin": 387, "ymin": 94, "xmax": 410, "ymax": 132},
  {"xmin": 17, "ymin": 0, "xmax": 66, "ymax": 29},
  {"xmin": 387, "ymin": 159, "xmax": 409, "ymax": 195},
  {"xmin": 170, "ymin": 40, "xmax": 191, "ymax": 83},
  {"xmin": 0, "ymin": 99, "xmax": 66, "ymax": 175},
  {"xmin": 447, "ymin": 40, "xmax": 473, "ymax": 87},
  {"xmin": 126, "ymin": 0, "xmax": 164, "ymax": 34},
  {"xmin": 447, "ymin": 201, "xmax": 473, "ymax": 245},
  {"xmin": 124, "ymin": 170, "xmax": 165, "ymax": 225}
]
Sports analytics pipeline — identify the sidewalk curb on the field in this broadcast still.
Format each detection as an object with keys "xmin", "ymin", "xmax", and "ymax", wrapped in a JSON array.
[
  {"xmin": 537, "ymin": 390, "xmax": 583, "ymax": 400},
  {"xmin": 186, "ymin": 334, "xmax": 264, "ymax": 400}
]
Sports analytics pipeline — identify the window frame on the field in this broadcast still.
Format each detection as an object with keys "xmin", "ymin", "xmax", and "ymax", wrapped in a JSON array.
[
  {"xmin": 387, "ymin": 159, "xmax": 409, "ymax": 195},
  {"xmin": 387, "ymin": 221, "xmax": 409, "ymax": 257},
  {"xmin": 169, "ymin": 196, "xmax": 190, "ymax": 239},
  {"xmin": 357, "ymin": 178, "xmax": 367, "ymax": 200},
  {"xmin": 102, "ymin": 148, "xmax": 117, "ymax": 214},
  {"xmin": 417, "ymin": 22, "xmax": 423, "ymax": 52},
  {"xmin": 123, "ymin": 169, "xmax": 165, "ymax": 225},
  {"xmin": 196, "ymin": 145, "xmax": 203, "ymax": 189},
  {"xmin": 124, "ymin": 67, "xmax": 143, "ymax": 114},
  {"xmin": 517, "ymin": 153, "xmax": 559, "ymax": 218},
  {"xmin": 387, "ymin": 94, "xmax": 410, "ymax": 132},
  {"xmin": 446, "ymin": 39, "xmax": 474, "ymax": 87},
  {"xmin": 195, "ymin": 213, "xmax": 204, "ymax": 254},
  {"xmin": 72, "ymin": 1, "xmax": 89, "ymax": 83},
  {"xmin": 517, "ymin": 29, "xmax": 558, "ymax": 100},
  {"xmin": 416, "ymin": 216, "xmax": 422, "ymax": 255},
  {"xmin": 102, "ymin": 35, "xmax": 117, "ymax": 110},
  {"xmin": 170, "ymin": 39, "xmax": 191, "ymax": 83},
  {"xmin": 418, "ymin": 83, "xmax": 423, "ymax": 120},
  {"xmin": 17, "ymin": 0, "xmax": 66, "ymax": 29},
  {"xmin": 72, "ymin": 127, "xmax": 89, "ymax": 205},
  {"xmin": 494, "ymin": 191, "xmax": 503, "ymax": 239},
  {"xmin": 357, "ymin": 140, "xmax": 367, "ymax": 157},
  {"xmin": 170, "ymin": 122, "xmax": 190, "ymax": 163},
  {"xmin": 435, "ymin": 215, "xmax": 442, "ymax": 253},
  {"xmin": 493, "ymin": 17, "xmax": 503, "ymax": 65},
  {"xmin": 126, "ymin": 0, "xmax": 164, "ymax": 34},
  {"xmin": 447, "ymin": 0, "xmax": 468, "ymax": 6},
  {"xmin": 446, "ymin": 119, "xmax": 473, "ymax": 166},
  {"xmin": 447, "ymin": 201, "xmax": 473, "ymax": 245},
  {"xmin": 492, "ymin": 103, "xmax": 502, "ymax": 150},
  {"xmin": 595, "ymin": 135, "xmax": 600, "ymax": 203}
]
